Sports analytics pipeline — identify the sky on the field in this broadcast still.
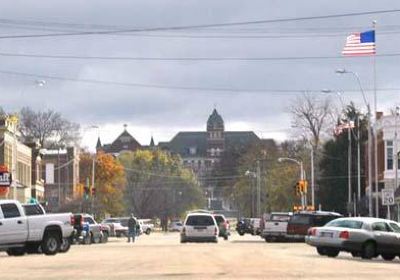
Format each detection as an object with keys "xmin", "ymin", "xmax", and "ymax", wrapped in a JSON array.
[{"xmin": 0, "ymin": 0, "xmax": 399, "ymax": 150}]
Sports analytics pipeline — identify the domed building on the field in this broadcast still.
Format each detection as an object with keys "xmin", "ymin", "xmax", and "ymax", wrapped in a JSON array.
[{"xmin": 159, "ymin": 109, "xmax": 264, "ymax": 212}]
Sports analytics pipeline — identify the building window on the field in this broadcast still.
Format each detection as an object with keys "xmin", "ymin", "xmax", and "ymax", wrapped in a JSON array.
[
  {"xmin": 189, "ymin": 147, "xmax": 197, "ymax": 155},
  {"xmin": 387, "ymin": 140, "xmax": 393, "ymax": 170},
  {"xmin": 210, "ymin": 148, "xmax": 215, "ymax": 156}
]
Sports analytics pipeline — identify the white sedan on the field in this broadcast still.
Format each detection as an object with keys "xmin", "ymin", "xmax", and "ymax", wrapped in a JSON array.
[{"xmin": 305, "ymin": 217, "xmax": 400, "ymax": 260}]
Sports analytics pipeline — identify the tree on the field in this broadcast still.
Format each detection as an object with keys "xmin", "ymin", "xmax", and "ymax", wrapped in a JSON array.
[
  {"xmin": 119, "ymin": 150, "xmax": 204, "ymax": 227},
  {"xmin": 229, "ymin": 140, "xmax": 303, "ymax": 216},
  {"xmin": 318, "ymin": 104, "xmax": 368, "ymax": 215},
  {"xmin": 18, "ymin": 107, "xmax": 80, "ymax": 148},
  {"xmin": 79, "ymin": 152, "xmax": 126, "ymax": 218},
  {"xmin": 290, "ymin": 93, "xmax": 333, "ymax": 150}
]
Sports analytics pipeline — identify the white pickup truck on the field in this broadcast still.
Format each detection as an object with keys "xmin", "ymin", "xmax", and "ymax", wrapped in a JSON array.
[
  {"xmin": 261, "ymin": 212, "xmax": 292, "ymax": 242},
  {"xmin": 0, "ymin": 200, "xmax": 74, "ymax": 256}
]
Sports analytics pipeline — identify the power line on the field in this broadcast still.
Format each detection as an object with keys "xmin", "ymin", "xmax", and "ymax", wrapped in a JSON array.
[
  {"xmin": 0, "ymin": 68, "xmax": 399, "ymax": 95},
  {"xmin": 2, "ymin": 22, "xmax": 400, "ymax": 39},
  {"xmin": 1, "ymin": 17, "xmax": 400, "ymax": 34},
  {"xmin": 2, "ymin": 52, "xmax": 400, "ymax": 61},
  {"xmin": 0, "ymin": 9, "xmax": 399, "ymax": 39}
]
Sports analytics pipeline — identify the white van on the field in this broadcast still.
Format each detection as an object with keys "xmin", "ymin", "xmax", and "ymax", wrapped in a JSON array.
[{"xmin": 180, "ymin": 213, "xmax": 219, "ymax": 243}]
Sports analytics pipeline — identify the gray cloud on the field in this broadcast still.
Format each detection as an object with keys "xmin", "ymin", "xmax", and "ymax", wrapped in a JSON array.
[{"xmin": 0, "ymin": 0, "xmax": 399, "ymax": 145}]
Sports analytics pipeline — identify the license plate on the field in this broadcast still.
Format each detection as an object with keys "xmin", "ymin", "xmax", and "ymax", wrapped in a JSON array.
[
  {"xmin": 194, "ymin": 226, "xmax": 206, "ymax": 231},
  {"xmin": 321, "ymin": 232, "xmax": 333, "ymax": 238}
]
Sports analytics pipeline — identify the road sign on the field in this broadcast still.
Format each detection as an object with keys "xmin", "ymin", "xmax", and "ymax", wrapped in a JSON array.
[{"xmin": 382, "ymin": 189, "xmax": 395, "ymax": 206}]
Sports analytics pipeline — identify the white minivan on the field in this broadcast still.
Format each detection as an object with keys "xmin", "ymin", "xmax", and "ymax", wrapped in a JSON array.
[{"xmin": 180, "ymin": 213, "xmax": 219, "ymax": 243}]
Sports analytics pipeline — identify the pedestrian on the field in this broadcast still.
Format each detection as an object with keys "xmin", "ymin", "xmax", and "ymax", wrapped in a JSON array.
[{"xmin": 127, "ymin": 213, "xmax": 137, "ymax": 243}]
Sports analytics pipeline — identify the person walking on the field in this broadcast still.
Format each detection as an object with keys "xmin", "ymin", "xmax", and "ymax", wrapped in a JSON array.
[{"xmin": 127, "ymin": 213, "xmax": 137, "ymax": 243}]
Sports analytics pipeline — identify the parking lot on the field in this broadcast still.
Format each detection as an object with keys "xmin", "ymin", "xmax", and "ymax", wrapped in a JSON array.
[{"xmin": 2, "ymin": 232, "xmax": 400, "ymax": 280}]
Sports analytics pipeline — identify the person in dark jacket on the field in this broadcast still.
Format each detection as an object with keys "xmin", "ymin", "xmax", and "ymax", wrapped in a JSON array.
[{"xmin": 127, "ymin": 214, "xmax": 137, "ymax": 243}]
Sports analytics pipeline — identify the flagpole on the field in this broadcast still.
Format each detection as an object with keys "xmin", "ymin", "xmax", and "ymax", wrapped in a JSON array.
[{"xmin": 373, "ymin": 20, "xmax": 379, "ymax": 217}]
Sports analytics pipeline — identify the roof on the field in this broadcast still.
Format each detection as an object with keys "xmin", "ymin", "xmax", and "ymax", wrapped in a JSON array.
[
  {"xmin": 162, "ymin": 131, "xmax": 260, "ymax": 158},
  {"xmin": 166, "ymin": 132, "xmax": 208, "ymax": 157},
  {"xmin": 101, "ymin": 129, "xmax": 141, "ymax": 153},
  {"xmin": 207, "ymin": 109, "xmax": 224, "ymax": 130}
]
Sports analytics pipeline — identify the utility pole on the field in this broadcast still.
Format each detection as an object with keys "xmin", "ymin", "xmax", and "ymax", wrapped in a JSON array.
[
  {"xmin": 357, "ymin": 116, "xmax": 361, "ymax": 201},
  {"xmin": 256, "ymin": 160, "xmax": 261, "ymax": 217},
  {"xmin": 11, "ymin": 115, "xmax": 18, "ymax": 200},
  {"xmin": 394, "ymin": 107, "xmax": 399, "ymax": 220},
  {"xmin": 300, "ymin": 161, "xmax": 306, "ymax": 209},
  {"xmin": 311, "ymin": 146, "xmax": 315, "ymax": 208},
  {"xmin": 348, "ymin": 122, "xmax": 352, "ymax": 215},
  {"xmin": 91, "ymin": 155, "xmax": 96, "ymax": 216},
  {"xmin": 58, "ymin": 148, "xmax": 61, "ymax": 207}
]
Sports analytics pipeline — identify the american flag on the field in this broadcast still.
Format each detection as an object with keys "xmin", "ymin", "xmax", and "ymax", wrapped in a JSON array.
[
  {"xmin": 334, "ymin": 121, "xmax": 355, "ymax": 136},
  {"xmin": 342, "ymin": 30, "xmax": 375, "ymax": 56}
]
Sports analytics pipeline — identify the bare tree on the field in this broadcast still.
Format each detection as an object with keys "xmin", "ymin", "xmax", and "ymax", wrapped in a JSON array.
[
  {"xmin": 290, "ymin": 93, "xmax": 333, "ymax": 150},
  {"xmin": 19, "ymin": 107, "xmax": 80, "ymax": 148}
]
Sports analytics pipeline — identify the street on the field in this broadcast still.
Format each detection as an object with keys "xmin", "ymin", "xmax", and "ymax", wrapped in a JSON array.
[{"xmin": 2, "ymin": 233, "xmax": 400, "ymax": 280}]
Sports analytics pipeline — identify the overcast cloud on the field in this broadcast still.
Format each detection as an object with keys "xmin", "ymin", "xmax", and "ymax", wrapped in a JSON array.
[{"xmin": 0, "ymin": 0, "xmax": 399, "ymax": 149}]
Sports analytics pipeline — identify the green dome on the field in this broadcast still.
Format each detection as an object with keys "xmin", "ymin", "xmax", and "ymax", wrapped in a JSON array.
[{"xmin": 207, "ymin": 109, "xmax": 224, "ymax": 131}]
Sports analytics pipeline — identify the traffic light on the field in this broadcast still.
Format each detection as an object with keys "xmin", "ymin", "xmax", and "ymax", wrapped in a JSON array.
[
  {"xmin": 91, "ymin": 188, "xmax": 96, "ymax": 196},
  {"xmin": 84, "ymin": 186, "xmax": 89, "ymax": 200},
  {"xmin": 298, "ymin": 180, "xmax": 308, "ymax": 194},
  {"xmin": 294, "ymin": 182, "xmax": 301, "ymax": 196}
]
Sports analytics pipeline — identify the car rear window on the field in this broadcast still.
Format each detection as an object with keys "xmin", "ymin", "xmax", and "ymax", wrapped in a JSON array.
[
  {"xmin": 186, "ymin": 215, "xmax": 215, "ymax": 226},
  {"xmin": 325, "ymin": 219, "xmax": 363, "ymax": 229},
  {"xmin": 289, "ymin": 215, "xmax": 310, "ymax": 225},
  {"xmin": 270, "ymin": 214, "xmax": 290, "ymax": 222}
]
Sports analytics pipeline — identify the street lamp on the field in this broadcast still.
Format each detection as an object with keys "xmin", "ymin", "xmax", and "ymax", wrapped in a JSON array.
[
  {"xmin": 245, "ymin": 170, "xmax": 257, "ymax": 217},
  {"xmin": 278, "ymin": 157, "xmax": 306, "ymax": 208},
  {"xmin": 336, "ymin": 68, "xmax": 374, "ymax": 217},
  {"xmin": 322, "ymin": 89, "xmax": 360, "ymax": 215}
]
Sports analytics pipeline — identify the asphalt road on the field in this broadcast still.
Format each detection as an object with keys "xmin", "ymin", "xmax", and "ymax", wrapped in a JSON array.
[{"xmin": 2, "ymin": 233, "xmax": 400, "ymax": 280}]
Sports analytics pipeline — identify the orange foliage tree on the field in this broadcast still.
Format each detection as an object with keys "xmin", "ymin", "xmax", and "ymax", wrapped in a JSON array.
[{"xmin": 80, "ymin": 151, "xmax": 125, "ymax": 218}]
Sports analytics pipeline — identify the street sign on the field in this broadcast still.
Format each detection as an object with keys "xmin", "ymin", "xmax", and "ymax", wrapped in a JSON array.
[
  {"xmin": 0, "ymin": 165, "xmax": 11, "ymax": 186},
  {"xmin": 382, "ymin": 189, "xmax": 395, "ymax": 206},
  {"xmin": 0, "ymin": 165, "xmax": 11, "ymax": 196}
]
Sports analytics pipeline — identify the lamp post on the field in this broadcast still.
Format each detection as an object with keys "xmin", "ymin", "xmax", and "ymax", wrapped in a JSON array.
[
  {"xmin": 278, "ymin": 157, "xmax": 306, "ymax": 208},
  {"xmin": 336, "ymin": 69, "xmax": 373, "ymax": 217},
  {"xmin": 245, "ymin": 170, "xmax": 257, "ymax": 217},
  {"xmin": 394, "ymin": 106, "xmax": 399, "ymax": 220},
  {"xmin": 322, "ymin": 89, "xmax": 358, "ymax": 215}
]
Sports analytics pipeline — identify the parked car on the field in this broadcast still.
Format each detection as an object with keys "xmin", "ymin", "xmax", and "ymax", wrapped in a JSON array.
[
  {"xmin": 287, "ymin": 211, "xmax": 342, "ymax": 241},
  {"xmin": 139, "ymin": 219, "xmax": 154, "ymax": 235},
  {"xmin": 213, "ymin": 214, "xmax": 230, "ymax": 240},
  {"xmin": 101, "ymin": 218, "xmax": 125, "ymax": 237},
  {"xmin": 169, "ymin": 220, "xmax": 183, "ymax": 232},
  {"xmin": 73, "ymin": 214, "xmax": 108, "ymax": 244},
  {"xmin": 236, "ymin": 218, "xmax": 253, "ymax": 236},
  {"xmin": 0, "ymin": 200, "xmax": 74, "ymax": 256},
  {"xmin": 180, "ymin": 213, "xmax": 219, "ymax": 243},
  {"xmin": 306, "ymin": 217, "xmax": 400, "ymax": 260},
  {"xmin": 250, "ymin": 218, "xmax": 262, "ymax": 235},
  {"xmin": 261, "ymin": 212, "xmax": 292, "ymax": 242}
]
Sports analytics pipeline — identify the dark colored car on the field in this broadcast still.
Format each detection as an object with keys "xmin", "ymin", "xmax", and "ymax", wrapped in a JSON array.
[
  {"xmin": 236, "ymin": 218, "xmax": 253, "ymax": 236},
  {"xmin": 287, "ymin": 211, "xmax": 342, "ymax": 241},
  {"xmin": 213, "ymin": 214, "xmax": 230, "ymax": 240}
]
